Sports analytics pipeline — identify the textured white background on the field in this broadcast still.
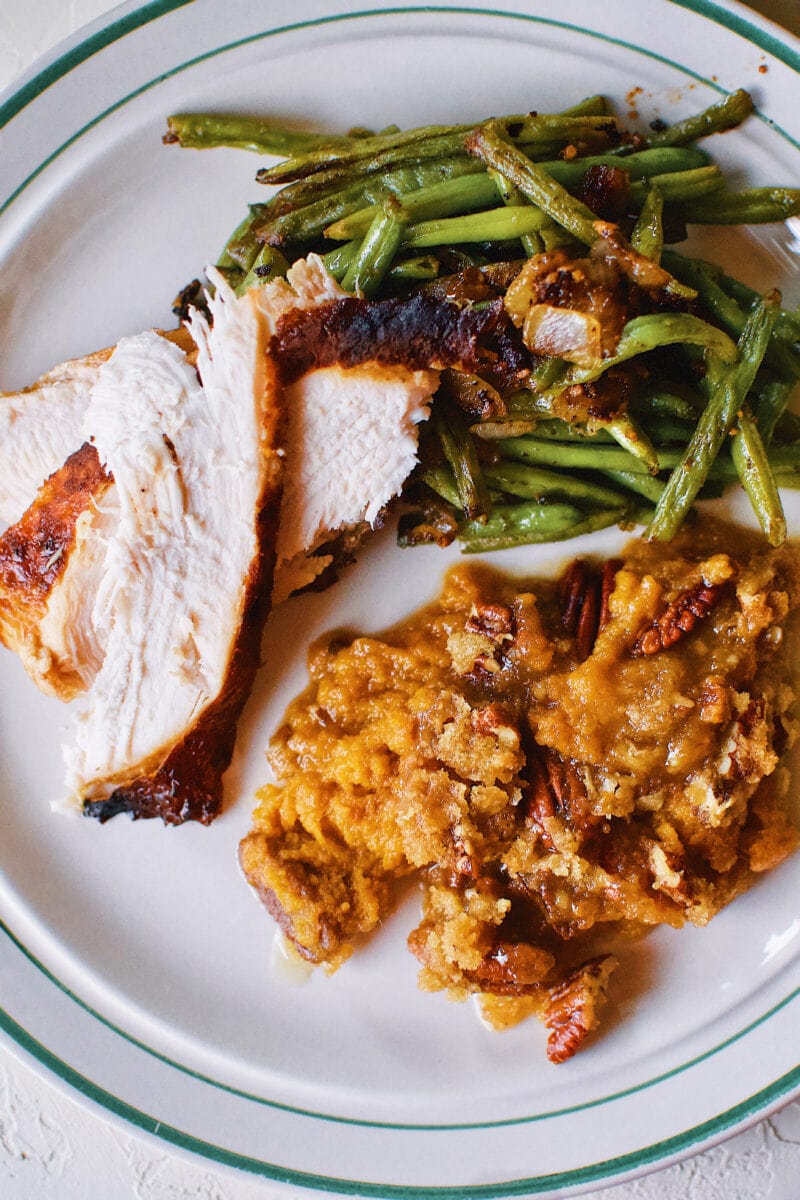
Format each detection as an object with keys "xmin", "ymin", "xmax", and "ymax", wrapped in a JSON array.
[{"xmin": 2, "ymin": 1, "xmax": 800, "ymax": 1197}]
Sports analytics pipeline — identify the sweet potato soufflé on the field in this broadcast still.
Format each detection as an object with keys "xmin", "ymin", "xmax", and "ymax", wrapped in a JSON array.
[{"xmin": 240, "ymin": 518, "xmax": 800, "ymax": 1062}]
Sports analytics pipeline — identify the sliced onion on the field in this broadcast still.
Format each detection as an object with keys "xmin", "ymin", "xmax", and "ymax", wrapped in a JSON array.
[
  {"xmin": 503, "ymin": 252, "xmax": 571, "ymax": 328},
  {"xmin": 522, "ymin": 305, "xmax": 603, "ymax": 369}
]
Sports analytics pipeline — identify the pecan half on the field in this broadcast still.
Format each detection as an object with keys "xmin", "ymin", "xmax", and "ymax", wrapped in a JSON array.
[
  {"xmin": 598, "ymin": 558, "xmax": 621, "ymax": 632},
  {"xmin": 468, "ymin": 940, "xmax": 555, "ymax": 995},
  {"xmin": 559, "ymin": 558, "xmax": 620, "ymax": 660},
  {"xmin": 697, "ymin": 676, "xmax": 732, "ymax": 726},
  {"xmin": 544, "ymin": 954, "xmax": 618, "ymax": 1064},
  {"xmin": 631, "ymin": 580, "xmax": 726, "ymax": 657},
  {"xmin": 524, "ymin": 746, "xmax": 599, "ymax": 849},
  {"xmin": 524, "ymin": 750, "xmax": 558, "ymax": 850}
]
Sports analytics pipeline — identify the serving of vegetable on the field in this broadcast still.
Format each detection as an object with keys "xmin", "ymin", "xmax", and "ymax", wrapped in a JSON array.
[{"xmin": 165, "ymin": 89, "xmax": 800, "ymax": 550}]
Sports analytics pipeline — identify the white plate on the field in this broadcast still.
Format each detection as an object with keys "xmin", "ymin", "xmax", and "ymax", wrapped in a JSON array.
[{"xmin": 1, "ymin": 0, "xmax": 799, "ymax": 1194}]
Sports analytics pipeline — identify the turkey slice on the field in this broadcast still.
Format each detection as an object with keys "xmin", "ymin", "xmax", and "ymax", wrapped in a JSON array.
[
  {"xmin": 66, "ymin": 291, "xmax": 282, "ymax": 823},
  {"xmin": 0, "ymin": 328, "xmax": 195, "ymax": 527},
  {"xmin": 0, "ymin": 443, "xmax": 112, "ymax": 699}
]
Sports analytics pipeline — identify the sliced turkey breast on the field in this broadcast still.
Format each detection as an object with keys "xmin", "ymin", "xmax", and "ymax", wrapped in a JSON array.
[
  {"xmin": 68, "ymin": 298, "xmax": 282, "ymax": 823},
  {"xmin": 266, "ymin": 256, "xmax": 521, "ymax": 601},
  {"xmin": 0, "ymin": 329, "xmax": 195, "ymax": 527},
  {"xmin": 0, "ymin": 443, "xmax": 112, "ymax": 699},
  {"xmin": 273, "ymin": 363, "xmax": 436, "ymax": 601},
  {"xmin": 0, "ymin": 255, "xmax": 524, "ymax": 824}
]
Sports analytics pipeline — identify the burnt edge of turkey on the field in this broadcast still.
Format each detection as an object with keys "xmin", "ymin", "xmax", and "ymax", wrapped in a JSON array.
[
  {"xmin": 272, "ymin": 292, "xmax": 529, "ymax": 388},
  {"xmin": 0, "ymin": 443, "xmax": 109, "ymax": 604}
]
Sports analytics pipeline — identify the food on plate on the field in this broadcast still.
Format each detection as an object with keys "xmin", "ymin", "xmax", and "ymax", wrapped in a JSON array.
[
  {"xmin": 1, "ymin": 283, "xmax": 283, "ymax": 823},
  {"xmin": 266, "ymin": 256, "xmax": 518, "ymax": 599},
  {"xmin": 2, "ymin": 88, "xmax": 799, "ymax": 835},
  {"xmin": 0, "ymin": 328, "xmax": 195, "ymax": 524},
  {"xmin": 1, "ymin": 254, "xmax": 507, "ymax": 819},
  {"xmin": 168, "ymin": 87, "xmax": 800, "ymax": 553},
  {"xmin": 240, "ymin": 519, "xmax": 800, "ymax": 1060}
]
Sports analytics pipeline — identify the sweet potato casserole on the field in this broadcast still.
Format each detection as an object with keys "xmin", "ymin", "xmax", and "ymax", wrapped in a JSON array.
[{"xmin": 240, "ymin": 519, "xmax": 800, "ymax": 1061}]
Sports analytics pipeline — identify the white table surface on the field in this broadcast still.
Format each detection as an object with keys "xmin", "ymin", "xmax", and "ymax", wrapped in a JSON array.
[{"xmin": 2, "ymin": 1, "xmax": 800, "ymax": 1197}]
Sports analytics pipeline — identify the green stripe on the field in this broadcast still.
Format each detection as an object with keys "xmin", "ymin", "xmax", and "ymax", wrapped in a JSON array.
[
  {"xmin": 1, "ymin": 1, "xmax": 797, "ymax": 138},
  {"xmin": 2, "ymin": 6, "xmax": 799, "ymax": 224},
  {"xmin": 2, "ymin": 996, "xmax": 799, "ymax": 1196},
  {"xmin": 0, "ymin": 0, "xmax": 194, "ymax": 130},
  {"xmin": 3, "ymin": 916, "xmax": 798, "ymax": 1132},
  {"xmin": 1, "ymin": 1, "xmax": 799, "ymax": 1193},
  {"xmin": 668, "ymin": 0, "xmax": 800, "ymax": 71}
]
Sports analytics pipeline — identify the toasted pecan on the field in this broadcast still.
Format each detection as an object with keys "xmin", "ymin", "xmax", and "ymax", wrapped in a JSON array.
[
  {"xmin": 544, "ymin": 954, "xmax": 618, "ymax": 1063},
  {"xmin": 631, "ymin": 580, "xmax": 727, "ymax": 657},
  {"xmin": 559, "ymin": 557, "xmax": 620, "ymax": 659}
]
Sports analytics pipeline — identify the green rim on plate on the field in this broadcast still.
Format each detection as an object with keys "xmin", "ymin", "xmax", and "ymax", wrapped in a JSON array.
[{"xmin": 1, "ymin": 2, "xmax": 799, "ymax": 1194}]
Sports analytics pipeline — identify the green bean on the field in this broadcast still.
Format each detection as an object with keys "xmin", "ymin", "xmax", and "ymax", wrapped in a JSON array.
[
  {"xmin": 489, "ymin": 169, "xmax": 544, "ymax": 256},
  {"xmin": 561, "ymin": 95, "xmax": 613, "ymax": 118},
  {"xmin": 755, "ymin": 379, "xmax": 797, "ymax": 444},
  {"xmin": 217, "ymin": 206, "xmax": 267, "ymax": 271},
  {"xmin": 500, "ymin": 437, "xmax": 685, "ymax": 473},
  {"xmin": 386, "ymin": 255, "xmax": 441, "ymax": 282},
  {"xmin": 485, "ymin": 461, "xmax": 629, "ymax": 507},
  {"xmin": 256, "ymin": 153, "xmax": 477, "ymax": 213},
  {"xmin": 539, "ymin": 219, "xmax": 577, "ymax": 252},
  {"xmin": 467, "ymin": 120, "xmax": 599, "ymax": 244},
  {"xmin": 342, "ymin": 201, "xmax": 405, "ymax": 297},
  {"xmin": 629, "ymin": 166, "xmax": 724, "ymax": 204},
  {"xmin": 631, "ymin": 383, "xmax": 703, "ymax": 421},
  {"xmin": 604, "ymin": 413, "xmax": 661, "ymax": 473},
  {"xmin": 513, "ymin": 113, "xmax": 621, "ymax": 146},
  {"xmin": 631, "ymin": 185, "xmax": 664, "ymax": 261},
  {"xmin": 421, "ymin": 465, "xmax": 461, "ymax": 508},
  {"xmin": 326, "ymin": 174, "xmax": 498, "ymax": 240},
  {"xmin": 514, "ymin": 418, "xmax": 614, "ymax": 443},
  {"xmin": 732, "ymin": 405, "xmax": 787, "ymax": 544},
  {"xmin": 540, "ymin": 146, "xmax": 708, "ymax": 188},
  {"xmin": 322, "ymin": 239, "xmax": 360, "ymax": 281},
  {"xmin": 526, "ymin": 360, "xmax": 568, "ymax": 396},
  {"xmin": 237, "ymin": 244, "xmax": 289, "ymax": 294},
  {"xmin": 647, "ymin": 88, "xmax": 754, "ymax": 146},
  {"xmin": 556, "ymin": 313, "xmax": 738, "ymax": 388},
  {"xmin": 472, "ymin": 419, "xmax": 540, "ymax": 440},
  {"xmin": 403, "ymin": 205, "xmax": 551, "ymax": 248},
  {"xmin": 715, "ymin": 268, "xmax": 800, "ymax": 342},
  {"xmin": 502, "ymin": 436, "xmax": 796, "ymax": 485},
  {"xmin": 648, "ymin": 291, "xmax": 780, "ymax": 540},
  {"xmin": 459, "ymin": 503, "xmax": 631, "ymax": 551},
  {"xmin": 164, "ymin": 113, "xmax": 353, "ymax": 156},
  {"xmin": 459, "ymin": 499, "xmax": 585, "ymax": 542},
  {"xmin": 639, "ymin": 416, "xmax": 694, "ymax": 444},
  {"xmin": 434, "ymin": 402, "xmax": 491, "ymax": 520},
  {"xmin": 677, "ymin": 187, "xmax": 800, "ymax": 225},
  {"xmin": 603, "ymin": 469, "xmax": 666, "ymax": 504}
]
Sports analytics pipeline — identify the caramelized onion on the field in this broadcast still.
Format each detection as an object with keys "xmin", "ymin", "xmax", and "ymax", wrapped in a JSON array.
[{"xmin": 522, "ymin": 305, "xmax": 603, "ymax": 368}]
